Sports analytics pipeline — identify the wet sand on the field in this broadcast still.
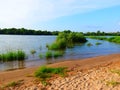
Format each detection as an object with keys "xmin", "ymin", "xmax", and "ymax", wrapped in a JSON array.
[{"xmin": 0, "ymin": 54, "xmax": 120, "ymax": 90}]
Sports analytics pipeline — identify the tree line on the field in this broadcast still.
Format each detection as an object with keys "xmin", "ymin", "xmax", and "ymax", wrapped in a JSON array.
[
  {"xmin": 0, "ymin": 28, "xmax": 59, "ymax": 35},
  {"xmin": 84, "ymin": 30, "xmax": 120, "ymax": 36},
  {"xmin": 0, "ymin": 28, "xmax": 120, "ymax": 36}
]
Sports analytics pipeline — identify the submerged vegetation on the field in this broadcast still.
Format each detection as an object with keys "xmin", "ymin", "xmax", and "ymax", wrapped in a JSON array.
[
  {"xmin": 30, "ymin": 49, "xmax": 36, "ymax": 56},
  {"xmin": 0, "ymin": 50, "xmax": 26, "ymax": 61},
  {"xmin": 48, "ymin": 31, "xmax": 87, "ymax": 50}
]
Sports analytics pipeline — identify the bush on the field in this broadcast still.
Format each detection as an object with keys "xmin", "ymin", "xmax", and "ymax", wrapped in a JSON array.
[{"xmin": 48, "ymin": 31, "xmax": 87, "ymax": 50}]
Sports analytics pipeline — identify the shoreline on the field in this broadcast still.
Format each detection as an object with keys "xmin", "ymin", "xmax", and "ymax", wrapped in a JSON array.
[{"xmin": 0, "ymin": 53, "xmax": 120, "ymax": 89}]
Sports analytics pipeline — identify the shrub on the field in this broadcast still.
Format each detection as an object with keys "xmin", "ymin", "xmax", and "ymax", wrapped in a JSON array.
[{"xmin": 48, "ymin": 31, "xmax": 87, "ymax": 50}]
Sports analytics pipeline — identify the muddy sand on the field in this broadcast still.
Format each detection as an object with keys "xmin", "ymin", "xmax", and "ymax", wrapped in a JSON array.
[{"xmin": 0, "ymin": 54, "xmax": 120, "ymax": 90}]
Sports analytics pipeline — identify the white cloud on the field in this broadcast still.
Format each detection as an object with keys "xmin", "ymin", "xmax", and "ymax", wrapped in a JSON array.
[{"xmin": 0, "ymin": 0, "xmax": 120, "ymax": 28}]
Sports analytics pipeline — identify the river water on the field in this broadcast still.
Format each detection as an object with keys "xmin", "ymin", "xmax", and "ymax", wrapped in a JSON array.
[{"xmin": 0, "ymin": 35, "xmax": 120, "ymax": 71}]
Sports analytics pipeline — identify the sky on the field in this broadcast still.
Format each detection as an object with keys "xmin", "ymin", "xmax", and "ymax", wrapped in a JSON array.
[{"xmin": 0, "ymin": 0, "xmax": 120, "ymax": 32}]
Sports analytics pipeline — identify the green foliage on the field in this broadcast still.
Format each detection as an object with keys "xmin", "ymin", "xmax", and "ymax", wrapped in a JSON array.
[
  {"xmin": 30, "ymin": 49, "xmax": 36, "ymax": 55},
  {"xmin": 45, "ymin": 51, "xmax": 52, "ymax": 59},
  {"xmin": 0, "ymin": 50, "xmax": 26, "ymax": 61},
  {"xmin": 48, "ymin": 31, "xmax": 87, "ymax": 50},
  {"xmin": 88, "ymin": 36, "xmax": 120, "ymax": 44},
  {"xmin": 87, "ymin": 36, "xmax": 107, "ymax": 40},
  {"xmin": 108, "ymin": 36, "xmax": 120, "ymax": 43}
]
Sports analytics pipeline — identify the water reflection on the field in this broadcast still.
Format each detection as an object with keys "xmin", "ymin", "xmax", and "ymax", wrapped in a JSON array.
[{"xmin": 0, "ymin": 60, "xmax": 25, "ymax": 71}]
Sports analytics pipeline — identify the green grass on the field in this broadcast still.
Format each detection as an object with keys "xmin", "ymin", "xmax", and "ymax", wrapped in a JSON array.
[
  {"xmin": 87, "ymin": 36, "xmax": 107, "ymax": 40},
  {"xmin": 106, "ymin": 80, "xmax": 120, "ymax": 87},
  {"xmin": 0, "ymin": 50, "xmax": 26, "ymax": 61},
  {"xmin": 34, "ymin": 66, "xmax": 67, "ymax": 85}
]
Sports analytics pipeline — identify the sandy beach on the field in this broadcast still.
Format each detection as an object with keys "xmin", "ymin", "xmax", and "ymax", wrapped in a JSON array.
[{"xmin": 0, "ymin": 54, "xmax": 120, "ymax": 90}]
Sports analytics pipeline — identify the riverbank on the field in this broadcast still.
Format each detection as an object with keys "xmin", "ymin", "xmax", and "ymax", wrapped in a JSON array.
[{"xmin": 0, "ymin": 54, "xmax": 120, "ymax": 89}]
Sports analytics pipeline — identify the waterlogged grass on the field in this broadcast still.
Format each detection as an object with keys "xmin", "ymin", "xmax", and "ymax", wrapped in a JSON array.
[
  {"xmin": 96, "ymin": 42, "xmax": 102, "ymax": 45},
  {"xmin": 88, "ymin": 36, "xmax": 120, "ymax": 44},
  {"xmin": 39, "ymin": 51, "xmax": 64, "ymax": 59},
  {"xmin": 30, "ymin": 49, "xmax": 36, "ymax": 56},
  {"xmin": 87, "ymin": 43, "xmax": 93, "ymax": 46},
  {"xmin": 48, "ymin": 31, "xmax": 87, "ymax": 50},
  {"xmin": 34, "ymin": 66, "xmax": 67, "ymax": 85},
  {"xmin": 87, "ymin": 36, "xmax": 107, "ymax": 40},
  {"xmin": 45, "ymin": 51, "xmax": 52, "ymax": 59},
  {"xmin": 0, "ymin": 50, "xmax": 26, "ymax": 61},
  {"xmin": 53, "ymin": 51, "xmax": 64, "ymax": 58}
]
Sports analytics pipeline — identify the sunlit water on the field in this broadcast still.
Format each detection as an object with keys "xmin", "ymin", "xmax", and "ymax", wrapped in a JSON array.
[{"xmin": 0, "ymin": 35, "xmax": 120, "ymax": 71}]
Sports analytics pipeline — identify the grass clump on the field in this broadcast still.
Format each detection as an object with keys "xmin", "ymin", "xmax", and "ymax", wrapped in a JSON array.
[
  {"xmin": 110, "ymin": 69, "xmax": 120, "ymax": 76},
  {"xmin": 106, "ymin": 80, "xmax": 120, "ymax": 87},
  {"xmin": 30, "ymin": 49, "xmax": 36, "ymax": 56},
  {"xmin": 87, "ymin": 43, "xmax": 93, "ymax": 46},
  {"xmin": 95, "ymin": 42, "xmax": 102, "ymax": 45},
  {"xmin": 0, "ymin": 50, "xmax": 26, "ymax": 61},
  {"xmin": 34, "ymin": 66, "xmax": 67, "ymax": 85}
]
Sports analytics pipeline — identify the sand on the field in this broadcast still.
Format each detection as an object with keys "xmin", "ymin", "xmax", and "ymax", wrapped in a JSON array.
[{"xmin": 0, "ymin": 54, "xmax": 120, "ymax": 90}]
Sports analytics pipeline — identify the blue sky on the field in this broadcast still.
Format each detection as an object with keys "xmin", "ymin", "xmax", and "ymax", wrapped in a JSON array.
[{"xmin": 0, "ymin": 0, "xmax": 120, "ymax": 32}]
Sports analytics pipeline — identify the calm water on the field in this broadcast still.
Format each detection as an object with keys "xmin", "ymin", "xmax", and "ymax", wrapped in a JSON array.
[{"xmin": 0, "ymin": 35, "xmax": 120, "ymax": 71}]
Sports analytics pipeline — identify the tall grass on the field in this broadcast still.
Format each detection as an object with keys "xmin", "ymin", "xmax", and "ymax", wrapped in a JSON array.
[{"xmin": 0, "ymin": 50, "xmax": 26, "ymax": 61}]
